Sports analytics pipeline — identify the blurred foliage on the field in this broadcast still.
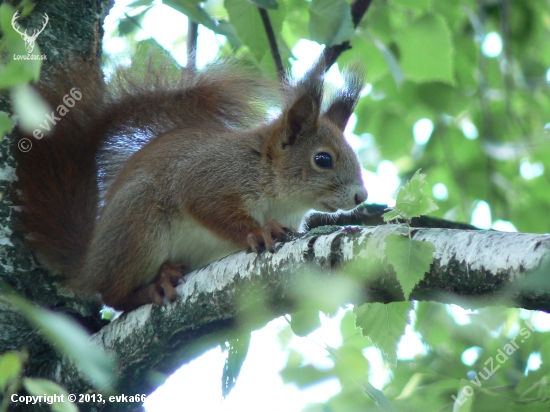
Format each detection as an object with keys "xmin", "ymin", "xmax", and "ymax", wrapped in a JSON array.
[
  {"xmin": 0, "ymin": 292, "xmax": 114, "ymax": 390},
  {"xmin": 221, "ymin": 332, "xmax": 251, "ymax": 398},
  {"xmin": 0, "ymin": 350, "xmax": 78, "ymax": 412},
  {"xmin": 0, "ymin": 1, "xmax": 42, "ymax": 140},
  {"xmin": 2, "ymin": 0, "xmax": 550, "ymax": 410},
  {"xmin": 282, "ymin": 301, "xmax": 550, "ymax": 411}
]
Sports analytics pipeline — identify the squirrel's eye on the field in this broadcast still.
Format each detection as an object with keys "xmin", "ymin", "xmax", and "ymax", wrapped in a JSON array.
[{"xmin": 314, "ymin": 152, "xmax": 333, "ymax": 169}]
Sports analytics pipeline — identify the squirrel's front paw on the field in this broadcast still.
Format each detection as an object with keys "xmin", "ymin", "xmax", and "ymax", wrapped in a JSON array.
[{"xmin": 247, "ymin": 219, "xmax": 288, "ymax": 253}]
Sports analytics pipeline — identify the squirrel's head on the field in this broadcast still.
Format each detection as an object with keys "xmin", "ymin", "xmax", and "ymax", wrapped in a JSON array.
[{"xmin": 265, "ymin": 63, "xmax": 368, "ymax": 213}]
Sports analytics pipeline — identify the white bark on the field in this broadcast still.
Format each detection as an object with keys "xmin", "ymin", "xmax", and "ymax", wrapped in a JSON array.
[{"xmin": 83, "ymin": 224, "xmax": 550, "ymax": 409}]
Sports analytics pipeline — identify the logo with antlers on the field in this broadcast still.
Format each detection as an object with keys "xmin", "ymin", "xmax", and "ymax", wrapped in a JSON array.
[{"xmin": 11, "ymin": 11, "xmax": 49, "ymax": 54}]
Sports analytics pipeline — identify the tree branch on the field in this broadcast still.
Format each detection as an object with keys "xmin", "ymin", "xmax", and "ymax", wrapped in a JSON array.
[
  {"xmin": 306, "ymin": 203, "xmax": 479, "ymax": 230},
  {"xmin": 258, "ymin": 7, "xmax": 284, "ymax": 80},
  {"xmin": 53, "ymin": 225, "xmax": 550, "ymax": 410}
]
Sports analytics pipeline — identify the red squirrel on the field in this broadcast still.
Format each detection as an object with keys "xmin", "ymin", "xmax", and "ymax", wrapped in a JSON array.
[{"xmin": 15, "ymin": 57, "xmax": 368, "ymax": 311}]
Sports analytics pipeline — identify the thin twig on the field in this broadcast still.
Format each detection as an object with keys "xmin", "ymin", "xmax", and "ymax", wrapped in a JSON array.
[
  {"xmin": 123, "ymin": 12, "xmax": 144, "ymax": 30},
  {"xmin": 187, "ymin": 20, "xmax": 198, "ymax": 72},
  {"xmin": 258, "ymin": 7, "xmax": 285, "ymax": 81},
  {"xmin": 500, "ymin": 0, "xmax": 513, "ymax": 118},
  {"xmin": 317, "ymin": 0, "xmax": 374, "ymax": 71},
  {"xmin": 476, "ymin": 0, "xmax": 497, "ymax": 209}
]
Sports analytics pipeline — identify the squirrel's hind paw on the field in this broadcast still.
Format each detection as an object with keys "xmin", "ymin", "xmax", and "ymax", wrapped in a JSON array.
[
  {"xmin": 118, "ymin": 262, "xmax": 187, "ymax": 311},
  {"xmin": 156, "ymin": 261, "xmax": 188, "ymax": 302}
]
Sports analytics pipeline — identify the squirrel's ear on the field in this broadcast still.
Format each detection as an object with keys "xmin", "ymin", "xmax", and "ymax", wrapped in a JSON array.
[
  {"xmin": 324, "ymin": 65, "xmax": 365, "ymax": 131},
  {"xmin": 282, "ymin": 94, "xmax": 320, "ymax": 148},
  {"xmin": 280, "ymin": 62, "xmax": 324, "ymax": 148},
  {"xmin": 324, "ymin": 100, "xmax": 353, "ymax": 131}
]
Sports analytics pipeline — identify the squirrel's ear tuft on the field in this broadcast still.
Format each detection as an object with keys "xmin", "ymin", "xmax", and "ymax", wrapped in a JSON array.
[{"xmin": 324, "ymin": 64, "xmax": 366, "ymax": 131}]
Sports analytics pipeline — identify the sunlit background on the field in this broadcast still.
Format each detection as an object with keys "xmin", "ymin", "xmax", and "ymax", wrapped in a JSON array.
[{"xmin": 100, "ymin": 1, "xmax": 550, "ymax": 410}]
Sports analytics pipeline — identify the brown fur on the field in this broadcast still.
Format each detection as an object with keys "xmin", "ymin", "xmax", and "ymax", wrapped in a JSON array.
[{"xmin": 15, "ymin": 56, "xmax": 368, "ymax": 311}]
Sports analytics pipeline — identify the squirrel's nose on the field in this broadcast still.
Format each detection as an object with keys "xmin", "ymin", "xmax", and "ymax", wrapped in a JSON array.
[{"xmin": 354, "ymin": 187, "xmax": 368, "ymax": 205}]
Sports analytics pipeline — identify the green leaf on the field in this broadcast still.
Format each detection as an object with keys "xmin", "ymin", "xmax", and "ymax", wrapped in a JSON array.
[
  {"xmin": 362, "ymin": 104, "xmax": 413, "ymax": 160},
  {"xmin": 100, "ymin": 307, "xmax": 115, "ymax": 321},
  {"xmin": 128, "ymin": 0, "xmax": 154, "ymax": 6},
  {"xmin": 280, "ymin": 0, "xmax": 308, "ymax": 48},
  {"xmin": 225, "ymin": 0, "xmax": 285, "ymax": 63},
  {"xmin": 165, "ymin": 0, "xmax": 211, "ymax": 26},
  {"xmin": 360, "ymin": 382, "xmax": 398, "ymax": 412},
  {"xmin": 10, "ymin": 85, "xmax": 51, "ymax": 135},
  {"xmin": 452, "ymin": 383, "xmax": 474, "ymax": 412},
  {"xmin": 164, "ymin": 0, "xmax": 241, "ymax": 47},
  {"xmin": 0, "ymin": 58, "xmax": 42, "ymax": 88},
  {"xmin": 390, "ymin": 0, "xmax": 432, "ymax": 10},
  {"xmin": 327, "ymin": 343, "xmax": 394, "ymax": 408},
  {"xmin": 0, "ymin": 4, "xmax": 22, "ymax": 43},
  {"xmin": 277, "ymin": 324, "xmax": 294, "ymax": 350},
  {"xmin": 331, "ymin": 346, "xmax": 398, "ymax": 412},
  {"xmin": 354, "ymin": 301, "xmax": 412, "ymax": 364},
  {"xmin": 0, "ymin": 352, "xmax": 23, "ymax": 392},
  {"xmin": 383, "ymin": 169, "xmax": 439, "ymax": 222},
  {"xmin": 118, "ymin": 8, "xmax": 151, "ymax": 35},
  {"xmin": 384, "ymin": 234, "xmax": 435, "ymax": 299},
  {"xmin": 0, "ymin": 111, "xmax": 14, "ymax": 139},
  {"xmin": 340, "ymin": 37, "xmax": 387, "ymax": 83},
  {"xmin": 23, "ymin": 378, "xmax": 78, "ymax": 412},
  {"xmin": 339, "ymin": 310, "xmax": 371, "ymax": 350},
  {"xmin": 0, "ymin": 5, "xmax": 44, "ymax": 87},
  {"xmin": 372, "ymin": 37, "xmax": 404, "ymax": 87},
  {"xmin": 225, "ymin": 0, "xmax": 265, "ymax": 62},
  {"xmin": 1, "ymin": 294, "xmax": 114, "ymax": 389},
  {"xmin": 247, "ymin": 0, "xmax": 279, "ymax": 10},
  {"xmin": 290, "ymin": 309, "xmax": 321, "ymax": 337},
  {"xmin": 330, "ymin": 344, "xmax": 369, "ymax": 383},
  {"xmin": 222, "ymin": 332, "xmax": 251, "ymax": 398},
  {"xmin": 394, "ymin": 13, "xmax": 454, "ymax": 84},
  {"xmin": 308, "ymin": 0, "xmax": 355, "ymax": 46},
  {"xmin": 280, "ymin": 350, "xmax": 332, "ymax": 388}
]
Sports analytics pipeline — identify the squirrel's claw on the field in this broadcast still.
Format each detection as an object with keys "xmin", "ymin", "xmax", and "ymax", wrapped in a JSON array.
[{"xmin": 247, "ymin": 219, "xmax": 288, "ymax": 254}]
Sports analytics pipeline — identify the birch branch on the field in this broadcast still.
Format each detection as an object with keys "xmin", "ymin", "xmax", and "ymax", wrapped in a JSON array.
[{"xmin": 73, "ymin": 224, "xmax": 550, "ymax": 407}]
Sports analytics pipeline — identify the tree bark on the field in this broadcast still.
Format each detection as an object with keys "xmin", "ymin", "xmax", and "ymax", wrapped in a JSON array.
[
  {"xmin": 0, "ymin": 1, "xmax": 112, "ymax": 411},
  {"xmin": 45, "ymin": 224, "xmax": 550, "ymax": 411}
]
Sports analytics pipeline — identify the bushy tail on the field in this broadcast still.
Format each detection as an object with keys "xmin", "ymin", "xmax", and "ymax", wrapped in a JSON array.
[
  {"xmin": 15, "ymin": 56, "xmax": 278, "ymax": 278},
  {"xmin": 15, "ymin": 59, "xmax": 106, "ymax": 277}
]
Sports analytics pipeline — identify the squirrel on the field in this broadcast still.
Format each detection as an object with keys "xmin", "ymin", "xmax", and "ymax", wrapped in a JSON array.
[{"xmin": 14, "ymin": 56, "xmax": 368, "ymax": 312}]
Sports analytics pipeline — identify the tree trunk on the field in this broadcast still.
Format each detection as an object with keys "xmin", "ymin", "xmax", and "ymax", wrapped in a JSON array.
[{"xmin": 0, "ymin": 1, "xmax": 112, "ymax": 410}]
